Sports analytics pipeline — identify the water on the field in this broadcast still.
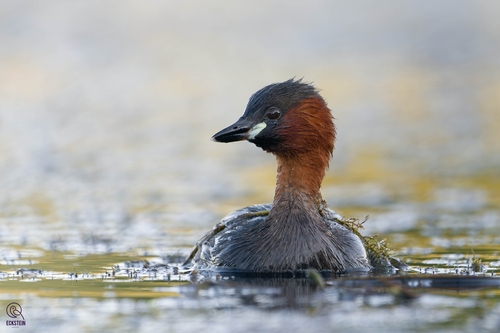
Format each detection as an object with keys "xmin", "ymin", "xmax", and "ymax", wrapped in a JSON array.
[{"xmin": 1, "ymin": 1, "xmax": 500, "ymax": 332}]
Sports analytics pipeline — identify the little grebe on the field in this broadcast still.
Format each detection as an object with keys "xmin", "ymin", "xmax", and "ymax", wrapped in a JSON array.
[{"xmin": 184, "ymin": 79, "xmax": 371, "ymax": 274}]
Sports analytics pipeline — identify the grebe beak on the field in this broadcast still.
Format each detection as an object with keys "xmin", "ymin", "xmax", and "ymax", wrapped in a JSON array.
[{"xmin": 212, "ymin": 117, "xmax": 254, "ymax": 143}]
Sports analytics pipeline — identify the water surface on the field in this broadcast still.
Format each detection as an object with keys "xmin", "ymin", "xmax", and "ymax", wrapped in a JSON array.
[{"xmin": 1, "ymin": 1, "xmax": 500, "ymax": 332}]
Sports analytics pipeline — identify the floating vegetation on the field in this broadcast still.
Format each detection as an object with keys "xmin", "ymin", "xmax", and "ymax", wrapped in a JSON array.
[
  {"xmin": 470, "ymin": 250, "xmax": 485, "ymax": 273},
  {"xmin": 317, "ymin": 197, "xmax": 398, "ymax": 269},
  {"xmin": 306, "ymin": 268, "xmax": 326, "ymax": 289}
]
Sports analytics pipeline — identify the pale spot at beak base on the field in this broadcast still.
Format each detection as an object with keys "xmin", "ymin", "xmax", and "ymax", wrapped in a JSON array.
[{"xmin": 247, "ymin": 122, "xmax": 267, "ymax": 140}]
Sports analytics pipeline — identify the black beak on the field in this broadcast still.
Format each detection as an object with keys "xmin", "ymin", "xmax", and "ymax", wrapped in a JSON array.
[{"xmin": 212, "ymin": 117, "xmax": 254, "ymax": 143}]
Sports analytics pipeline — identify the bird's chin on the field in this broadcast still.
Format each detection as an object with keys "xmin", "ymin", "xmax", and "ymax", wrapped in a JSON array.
[{"xmin": 249, "ymin": 137, "xmax": 275, "ymax": 153}]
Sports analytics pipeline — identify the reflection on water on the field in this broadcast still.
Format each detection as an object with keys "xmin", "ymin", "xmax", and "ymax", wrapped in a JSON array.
[
  {"xmin": 1, "ymin": 0, "xmax": 500, "ymax": 332},
  {"xmin": 2, "ymin": 261, "xmax": 500, "ymax": 332}
]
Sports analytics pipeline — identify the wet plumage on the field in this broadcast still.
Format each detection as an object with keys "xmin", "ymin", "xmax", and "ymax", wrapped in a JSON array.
[{"xmin": 184, "ymin": 79, "xmax": 371, "ymax": 273}]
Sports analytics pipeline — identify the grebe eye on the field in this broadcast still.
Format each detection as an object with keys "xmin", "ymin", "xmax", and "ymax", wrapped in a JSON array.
[{"xmin": 266, "ymin": 107, "xmax": 281, "ymax": 120}]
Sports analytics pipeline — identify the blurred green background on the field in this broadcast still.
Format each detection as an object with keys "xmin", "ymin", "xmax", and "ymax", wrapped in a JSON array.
[{"xmin": 1, "ymin": 0, "xmax": 499, "ymax": 240}]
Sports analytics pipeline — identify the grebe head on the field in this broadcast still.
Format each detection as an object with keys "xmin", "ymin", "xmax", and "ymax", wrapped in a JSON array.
[{"xmin": 212, "ymin": 79, "xmax": 335, "ymax": 159}]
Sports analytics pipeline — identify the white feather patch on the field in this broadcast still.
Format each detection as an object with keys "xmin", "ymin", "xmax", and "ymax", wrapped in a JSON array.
[{"xmin": 248, "ymin": 122, "xmax": 267, "ymax": 140}]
